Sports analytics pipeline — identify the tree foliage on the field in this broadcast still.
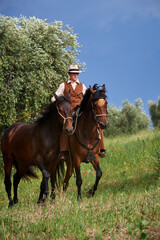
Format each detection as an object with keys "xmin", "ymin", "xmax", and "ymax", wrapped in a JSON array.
[
  {"xmin": 148, "ymin": 97, "xmax": 160, "ymax": 128},
  {"xmin": 104, "ymin": 98, "xmax": 150, "ymax": 136},
  {"xmin": 0, "ymin": 15, "xmax": 153, "ymax": 138},
  {"xmin": 0, "ymin": 15, "xmax": 84, "ymax": 135}
]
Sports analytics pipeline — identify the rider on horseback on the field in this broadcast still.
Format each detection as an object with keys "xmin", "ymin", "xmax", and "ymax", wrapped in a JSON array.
[{"xmin": 51, "ymin": 65, "xmax": 106, "ymax": 160}]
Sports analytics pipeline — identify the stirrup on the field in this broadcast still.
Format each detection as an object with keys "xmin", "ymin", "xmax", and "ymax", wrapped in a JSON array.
[{"xmin": 58, "ymin": 152, "xmax": 65, "ymax": 160}]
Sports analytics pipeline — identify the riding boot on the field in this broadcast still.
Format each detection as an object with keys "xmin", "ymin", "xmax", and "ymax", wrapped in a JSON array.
[{"xmin": 58, "ymin": 151, "xmax": 69, "ymax": 160}]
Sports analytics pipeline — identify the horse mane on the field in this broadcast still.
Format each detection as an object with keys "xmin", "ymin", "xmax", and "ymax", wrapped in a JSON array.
[
  {"xmin": 79, "ymin": 87, "xmax": 92, "ymax": 112},
  {"xmin": 92, "ymin": 84, "xmax": 107, "ymax": 102},
  {"xmin": 35, "ymin": 96, "xmax": 70, "ymax": 125},
  {"xmin": 80, "ymin": 84, "xmax": 107, "ymax": 112}
]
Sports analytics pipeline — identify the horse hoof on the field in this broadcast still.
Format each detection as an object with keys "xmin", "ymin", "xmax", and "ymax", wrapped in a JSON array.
[
  {"xmin": 77, "ymin": 195, "xmax": 82, "ymax": 202},
  {"xmin": 14, "ymin": 198, "xmax": 18, "ymax": 204},
  {"xmin": 37, "ymin": 199, "xmax": 44, "ymax": 205},
  {"xmin": 86, "ymin": 189, "xmax": 95, "ymax": 197},
  {"xmin": 50, "ymin": 193, "xmax": 56, "ymax": 200},
  {"xmin": 8, "ymin": 200, "xmax": 14, "ymax": 208},
  {"xmin": 63, "ymin": 183, "xmax": 68, "ymax": 192}
]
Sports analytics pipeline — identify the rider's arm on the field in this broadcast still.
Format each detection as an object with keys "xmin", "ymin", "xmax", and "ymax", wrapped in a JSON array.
[{"xmin": 51, "ymin": 83, "xmax": 65, "ymax": 102}]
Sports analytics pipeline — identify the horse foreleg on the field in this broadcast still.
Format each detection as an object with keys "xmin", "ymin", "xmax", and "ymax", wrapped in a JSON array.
[
  {"xmin": 41, "ymin": 169, "xmax": 50, "ymax": 202},
  {"xmin": 75, "ymin": 167, "xmax": 82, "ymax": 201},
  {"xmin": 50, "ymin": 173, "xmax": 56, "ymax": 200},
  {"xmin": 88, "ymin": 161, "xmax": 102, "ymax": 197},
  {"xmin": 36, "ymin": 157, "xmax": 50, "ymax": 203},
  {"xmin": 38, "ymin": 169, "xmax": 50, "ymax": 204},
  {"xmin": 37, "ymin": 178, "xmax": 45, "ymax": 204}
]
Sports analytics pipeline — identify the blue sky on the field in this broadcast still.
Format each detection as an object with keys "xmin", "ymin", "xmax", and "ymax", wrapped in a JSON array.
[{"xmin": 1, "ymin": 0, "xmax": 160, "ymax": 116}]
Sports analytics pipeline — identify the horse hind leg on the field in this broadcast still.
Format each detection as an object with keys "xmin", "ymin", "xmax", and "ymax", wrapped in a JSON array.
[
  {"xmin": 13, "ymin": 171, "xmax": 21, "ymax": 204},
  {"xmin": 50, "ymin": 176, "xmax": 56, "ymax": 200},
  {"xmin": 3, "ymin": 155, "xmax": 14, "ymax": 207},
  {"xmin": 63, "ymin": 163, "xmax": 73, "ymax": 192},
  {"xmin": 37, "ymin": 178, "xmax": 45, "ymax": 204}
]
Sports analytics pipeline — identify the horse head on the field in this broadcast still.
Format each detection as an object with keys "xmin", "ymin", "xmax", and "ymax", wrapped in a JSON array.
[
  {"xmin": 54, "ymin": 91, "xmax": 73, "ymax": 135},
  {"xmin": 89, "ymin": 84, "xmax": 109, "ymax": 129}
]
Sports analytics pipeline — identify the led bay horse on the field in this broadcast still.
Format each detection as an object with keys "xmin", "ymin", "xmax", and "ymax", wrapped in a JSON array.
[
  {"xmin": 63, "ymin": 84, "xmax": 108, "ymax": 200},
  {"xmin": 1, "ymin": 93, "xmax": 73, "ymax": 207}
]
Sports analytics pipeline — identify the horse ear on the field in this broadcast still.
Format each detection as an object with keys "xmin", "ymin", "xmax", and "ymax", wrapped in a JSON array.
[
  {"xmin": 66, "ymin": 90, "xmax": 71, "ymax": 100},
  {"xmin": 89, "ymin": 85, "xmax": 94, "ymax": 94},
  {"xmin": 102, "ymin": 84, "xmax": 106, "ymax": 92}
]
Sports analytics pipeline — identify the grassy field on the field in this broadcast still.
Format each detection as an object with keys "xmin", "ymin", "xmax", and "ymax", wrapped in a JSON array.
[{"xmin": 0, "ymin": 130, "xmax": 160, "ymax": 240}]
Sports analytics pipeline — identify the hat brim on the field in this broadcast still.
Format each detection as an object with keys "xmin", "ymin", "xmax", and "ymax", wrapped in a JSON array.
[{"xmin": 68, "ymin": 70, "xmax": 81, "ymax": 73}]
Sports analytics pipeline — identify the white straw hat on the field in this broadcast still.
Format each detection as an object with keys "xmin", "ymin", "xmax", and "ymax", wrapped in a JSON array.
[{"xmin": 68, "ymin": 65, "xmax": 81, "ymax": 73}]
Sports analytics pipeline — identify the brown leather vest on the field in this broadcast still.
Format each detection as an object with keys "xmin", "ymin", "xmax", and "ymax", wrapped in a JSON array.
[{"xmin": 64, "ymin": 82, "xmax": 83, "ymax": 110}]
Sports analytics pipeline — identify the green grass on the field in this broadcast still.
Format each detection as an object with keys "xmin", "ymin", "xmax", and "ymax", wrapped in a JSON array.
[{"xmin": 0, "ymin": 130, "xmax": 160, "ymax": 239}]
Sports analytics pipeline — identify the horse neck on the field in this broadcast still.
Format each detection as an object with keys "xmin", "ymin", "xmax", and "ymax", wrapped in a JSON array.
[
  {"xmin": 78, "ymin": 102, "xmax": 97, "ymax": 135},
  {"xmin": 48, "ymin": 111, "xmax": 62, "ymax": 131},
  {"xmin": 36, "ymin": 110, "xmax": 62, "ymax": 136}
]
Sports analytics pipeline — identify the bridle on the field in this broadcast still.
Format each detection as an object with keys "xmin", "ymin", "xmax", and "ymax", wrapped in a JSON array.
[
  {"xmin": 56, "ymin": 106, "xmax": 72, "ymax": 125},
  {"xmin": 91, "ymin": 101, "xmax": 107, "ymax": 126},
  {"xmin": 72, "ymin": 98, "xmax": 107, "ymax": 163}
]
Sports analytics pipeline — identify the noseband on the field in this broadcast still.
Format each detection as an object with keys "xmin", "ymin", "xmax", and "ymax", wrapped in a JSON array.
[{"xmin": 56, "ymin": 106, "xmax": 72, "ymax": 125}]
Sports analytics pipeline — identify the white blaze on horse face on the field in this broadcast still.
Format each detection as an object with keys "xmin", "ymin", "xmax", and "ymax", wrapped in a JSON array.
[{"xmin": 97, "ymin": 99, "xmax": 105, "ymax": 107}]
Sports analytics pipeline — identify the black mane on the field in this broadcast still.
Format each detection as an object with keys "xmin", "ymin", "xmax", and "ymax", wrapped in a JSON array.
[
  {"xmin": 80, "ymin": 84, "xmax": 107, "ymax": 112},
  {"xmin": 92, "ymin": 84, "xmax": 107, "ymax": 102}
]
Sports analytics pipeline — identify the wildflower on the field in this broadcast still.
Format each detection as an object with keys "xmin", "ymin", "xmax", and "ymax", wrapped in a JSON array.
[
  {"xmin": 84, "ymin": 173, "xmax": 86, "ymax": 175},
  {"xmin": 107, "ymin": 174, "xmax": 109, "ymax": 176},
  {"xmin": 140, "ymin": 168, "xmax": 143, "ymax": 170},
  {"xmin": 94, "ymin": 171, "xmax": 96, "ymax": 173},
  {"xmin": 113, "ymin": 147, "xmax": 116, "ymax": 150},
  {"xmin": 85, "ymin": 170, "xmax": 87, "ymax": 173}
]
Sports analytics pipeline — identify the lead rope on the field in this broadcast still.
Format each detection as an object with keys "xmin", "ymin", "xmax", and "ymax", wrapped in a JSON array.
[
  {"xmin": 67, "ymin": 107, "xmax": 81, "ymax": 177},
  {"xmin": 56, "ymin": 106, "xmax": 72, "ymax": 124}
]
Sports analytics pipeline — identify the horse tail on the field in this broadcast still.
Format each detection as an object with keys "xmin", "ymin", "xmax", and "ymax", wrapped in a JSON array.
[
  {"xmin": 55, "ymin": 160, "xmax": 65, "ymax": 188},
  {"xmin": 23, "ymin": 167, "xmax": 39, "ymax": 181}
]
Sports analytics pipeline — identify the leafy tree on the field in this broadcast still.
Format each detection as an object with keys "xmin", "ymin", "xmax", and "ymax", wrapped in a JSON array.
[
  {"xmin": 104, "ymin": 98, "xmax": 150, "ymax": 136},
  {"xmin": 148, "ymin": 97, "xmax": 160, "ymax": 128},
  {"xmin": 0, "ymin": 15, "xmax": 84, "ymax": 136}
]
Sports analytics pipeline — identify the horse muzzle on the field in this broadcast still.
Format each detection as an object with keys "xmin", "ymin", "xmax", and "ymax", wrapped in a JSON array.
[
  {"xmin": 99, "ymin": 121, "xmax": 109, "ymax": 129},
  {"xmin": 65, "ymin": 128, "xmax": 74, "ymax": 135}
]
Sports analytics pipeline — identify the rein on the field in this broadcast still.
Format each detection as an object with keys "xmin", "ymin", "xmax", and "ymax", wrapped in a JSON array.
[
  {"xmin": 75, "ymin": 131, "xmax": 100, "ymax": 163},
  {"xmin": 75, "ymin": 131, "xmax": 100, "ymax": 152}
]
